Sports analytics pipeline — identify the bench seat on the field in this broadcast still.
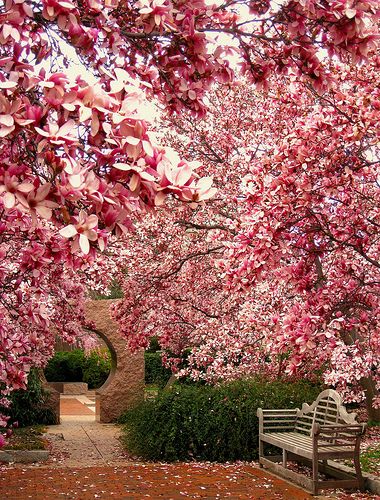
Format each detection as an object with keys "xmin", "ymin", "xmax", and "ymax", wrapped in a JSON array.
[{"xmin": 262, "ymin": 430, "xmax": 363, "ymax": 459}]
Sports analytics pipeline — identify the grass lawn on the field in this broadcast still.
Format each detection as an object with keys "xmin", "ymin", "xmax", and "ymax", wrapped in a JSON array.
[
  {"xmin": 360, "ymin": 422, "xmax": 380, "ymax": 476},
  {"xmin": 341, "ymin": 422, "xmax": 380, "ymax": 477},
  {"xmin": 360, "ymin": 445, "xmax": 380, "ymax": 475}
]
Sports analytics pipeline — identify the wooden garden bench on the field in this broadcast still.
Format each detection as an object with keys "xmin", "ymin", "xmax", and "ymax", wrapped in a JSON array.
[{"xmin": 257, "ymin": 389, "xmax": 366, "ymax": 495}]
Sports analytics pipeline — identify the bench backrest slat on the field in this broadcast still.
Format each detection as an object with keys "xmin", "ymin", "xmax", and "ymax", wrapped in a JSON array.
[
  {"xmin": 295, "ymin": 390, "xmax": 357, "ymax": 436},
  {"xmin": 257, "ymin": 389, "xmax": 360, "ymax": 437}
]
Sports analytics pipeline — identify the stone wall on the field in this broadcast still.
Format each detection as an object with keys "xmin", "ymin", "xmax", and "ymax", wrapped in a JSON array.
[
  {"xmin": 85, "ymin": 300, "xmax": 145, "ymax": 423},
  {"xmin": 48, "ymin": 382, "xmax": 88, "ymax": 395}
]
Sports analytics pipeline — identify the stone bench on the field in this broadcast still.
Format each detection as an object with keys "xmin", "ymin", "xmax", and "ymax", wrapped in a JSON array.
[
  {"xmin": 257, "ymin": 389, "xmax": 366, "ymax": 495},
  {"xmin": 48, "ymin": 382, "xmax": 88, "ymax": 395}
]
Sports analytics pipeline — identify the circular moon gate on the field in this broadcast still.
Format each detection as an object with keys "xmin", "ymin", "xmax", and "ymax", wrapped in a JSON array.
[{"xmin": 85, "ymin": 300, "xmax": 144, "ymax": 423}]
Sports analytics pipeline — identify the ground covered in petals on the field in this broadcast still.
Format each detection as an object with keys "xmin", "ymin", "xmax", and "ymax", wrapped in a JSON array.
[{"xmin": 0, "ymin": 462, "xmax": 314, "ymax": 499}]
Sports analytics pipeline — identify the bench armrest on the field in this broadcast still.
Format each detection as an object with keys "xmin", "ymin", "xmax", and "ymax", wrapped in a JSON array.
[
  {"xmin": 312, "ymin": 423, "xmax": 366, "ymax": 449},
  {"xmin": 313, "ymin": 423, "xmax": 366, "ymax": 435}
]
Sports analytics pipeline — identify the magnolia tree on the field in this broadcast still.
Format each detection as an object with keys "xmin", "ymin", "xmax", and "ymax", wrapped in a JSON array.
[
  {"xmin": 116, "ymin": 65, "xmax": 380, "ymax": 420},
  {"xmin": 221, "ymin": 59, "xmax": 380, "ymax": 419},
  {"xmin": 112, "ymin": 84, "xmax": 279, "ymax": 381},
  {"xmin": 0, "ymin": 0, "xmax": 379, "ymax": 437},
  {"xmin": 111, "ymin": 82, "xmax": 310, "ymax": 382}
]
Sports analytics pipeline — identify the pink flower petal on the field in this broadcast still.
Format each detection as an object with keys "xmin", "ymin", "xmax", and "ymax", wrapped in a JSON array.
[
  {"xmin": 35, "ymin": 205, "xmax": 53, "ymax": 219},
  {"xmin": 59, "ymin": 225, "xmax": 78, "ymax": 238},
  {"xmin": 79, "ymin": 234, "xmax": 90, "ymax": 254},
  {"xmin": 3, "ymin": 191, "xmax": 15, "ymax": 208}
]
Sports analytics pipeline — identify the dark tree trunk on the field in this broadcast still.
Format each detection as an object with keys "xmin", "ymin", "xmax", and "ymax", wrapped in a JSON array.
[{"xmin": 360, "ymin": 376, "xmax": 380, "ymax": 422}]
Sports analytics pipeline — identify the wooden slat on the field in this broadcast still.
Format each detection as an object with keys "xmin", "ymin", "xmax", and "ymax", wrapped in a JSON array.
[
  {"xmin": 318, "ymin": 425, "xmax": 363, "ymax": 432},
  {"xmin": 259, "ymin": 457, "xmax": 360, "ymax": 495},
  {"xmin": 315, "ymin": 413, "xmax": 338, "ymax": 420},
  {"xmin": 319, "ymin": 438, "xmax": 357, "ymax": 446},
  {"xmin": 315, "ymin": 411, "xmax": 338, "ymax": 419},
  {"xmin": 318, "ymin": 400, "xmax": 338, "ymax": 407},
  {"xmin": 263, "ymin": 426, "xmax": 295, "ymax": 431},
  {"xmin": 294, "ymin": 426, "xmax": 312, "ymax": 434},
  {"xmin": 260, "ymin": 432, "xmax": 357, "ymax": 456},
  {"xmin": 323, "ymin": 444, "xmax": 354, "ymax": 455},
  {"xmin": 315, "ymin": 405, "xmax": 338, "ymax": 411},
  {"xmin": 262, "ymin": 409, "xmax": 299, "ymax": 412},
  {"xmin": 261, "ymin": 433, "xmax": 314, "ymax": 458},
  {"xmin": 263, "ymin": 412, "xmax": 298, "ymax": 416},
  {"xmin": 270, "ymin": 433, "xmax": 312, "ymax": 446},
  {"xmin": 259, "ymin": 457, "xmax": 314, "ymax": 491},
  {"xmin": 300, "ymin": 415, "xmax": 314, "ymax": 420},
  {"xmin": 264, "ymin": 420, "xmax": 296, "ymax": 425},
  {"xmin": 260, "ymin": 433, "xmax": 312, "ymax": 448},
  {"xmin": 264, "ymin": 421, "xmax": 296, "ymax": 425},
  {"xmin": 315, "ymin": 411, "xmax": 338, "ymax": 420},
  {"xmin": 319, "ymin": 434, "xmax": 358, "ymax": 440},
  {"xmin": 318, "ymin": 479, "xmax": 360, "ymax": 489}
]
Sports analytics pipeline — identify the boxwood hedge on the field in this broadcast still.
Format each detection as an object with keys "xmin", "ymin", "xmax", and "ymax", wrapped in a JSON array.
[{"xmin": 119, "ymin": 378, "xmax": 322, "ymax": 462}]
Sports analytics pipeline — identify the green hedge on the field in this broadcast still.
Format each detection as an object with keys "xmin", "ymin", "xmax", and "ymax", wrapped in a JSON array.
[
  {"xmin": 3, "ymin": 369, "xmax": 57, "ymax": 427},
  {"xmin": 145, "ymin": 352, "xmax": 172, "ymax": 388},
  {"xmin": 44, "ymin": 349, "xmax": 111, "ymax": 389},
  {"xmin": 82, "ymin": 350, "xmax": 112, "ymax": 389},
  {"xmin": 44, "ymin": 350, "xmax": 85, "ymax": 383},
  {"xmin": 119, "ymin": 379, "xmax": 322, "ymax": 462},
  {"xmin": 45, "ymin": 349, "xmax": 172, "ymax": 389}
]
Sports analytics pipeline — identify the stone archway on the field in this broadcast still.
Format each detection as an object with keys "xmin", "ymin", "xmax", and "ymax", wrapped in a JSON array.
[{"xmin": 85, "ymin": 300, "xmax": 144, "ymax": 423}]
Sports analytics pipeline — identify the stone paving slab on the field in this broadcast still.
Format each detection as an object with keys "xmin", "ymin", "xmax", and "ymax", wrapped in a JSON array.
[
  {"xmin": 0, "ymin": 449, "xmax": 49, "ymax": 463},
  {"xmin": 60, "ymin": 398, "xmax": 95, "ymax": 416},
  {"xmin": 44, "ymin": 420, "xmax": 125, "ymax": 466}
]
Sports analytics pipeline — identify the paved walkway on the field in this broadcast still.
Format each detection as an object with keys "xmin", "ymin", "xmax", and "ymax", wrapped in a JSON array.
[
  {"xmin": 0, "ymin": 395, "xmax": 363, "ymax": 499},
  {"xmin": 0, "ymin": 461, "xmax": 318, "ymax": 499},
  {"xmin": 60, "ymin": 397, "xmax": 95, "ymax": 416},
  {"xmin": 44, "ymin": 394, "xmax": 126, "ymax": 467}
]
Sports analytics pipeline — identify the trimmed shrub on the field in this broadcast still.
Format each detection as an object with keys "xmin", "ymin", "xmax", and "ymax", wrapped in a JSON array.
[
  {"xmin": 44, "ymin": 350, "xmax": 85, "ymax": 383},
  {"xmin": 119, "ymin": 378, "xmax": 322, "ymax": 462},
  {"xmin": 82, "ymin": 350, "xmax": 111, "ymax": 389},
  {"xmin": 146, "ymin": 336, "xmax": 161, "ymax": 353},
  {"xmin": 44, "ymin": 349, "xmax": 111, "ymax": 389},
  {"xmin": 4, "ymin": 369, "xmax": 57, "ymax": 427},
  {"xmin": 144, "ymin": 352, "xmax": 172, "ymax": 388}
]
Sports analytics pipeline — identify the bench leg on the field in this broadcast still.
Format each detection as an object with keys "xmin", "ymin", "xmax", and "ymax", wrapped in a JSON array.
[
  {"xmin": 312, "ymin": 454, "xmax": 319, "ymax": 496},
  {"xmin": 282, "ymin": 449, "xmax": 287, "ymax": 468},
  {"xmin": 258, "ymin": 439, "xmax": 263, "ymax": 467},
  {"xmin": 354, "ymin": 453, "xmax": 365, "ymax": 492}
]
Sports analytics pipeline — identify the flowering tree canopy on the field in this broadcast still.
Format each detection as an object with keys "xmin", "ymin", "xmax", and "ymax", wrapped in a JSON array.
[
  {"xmin": 116, "ymin": 65, "xmax": 380, "ymax": 420},
  {"xmin": 112, "ymin": 84, "xmax": 265, "ymax": 381},
  {"xmin": 223, "ymin": 60, "xmax": 380, "ymax": 419},
  {"xmin": 1, "ymin": 0, "xmax": 380, "ymax": 432}
]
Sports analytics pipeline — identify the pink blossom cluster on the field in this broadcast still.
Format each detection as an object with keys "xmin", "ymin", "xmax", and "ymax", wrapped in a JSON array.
[
  {"xmin": 115, "ymin": 67, "xmax": 380, "ymax": 419},
  {"xmin": 222, "ymin": 63, "xmax": 380, "ymax": 417}
]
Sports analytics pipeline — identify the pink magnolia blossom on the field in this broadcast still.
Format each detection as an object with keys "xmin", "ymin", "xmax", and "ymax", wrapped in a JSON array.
[
  {"xmin": 59, "ymin": 211, "xmax": 99, "ymax": 254},
  {"xmin": 16, "ymin": 184, "xmax": 59, "ymax": 220},
  {"xmin": 0, "ymin": 173, "xmax": 34, "ymax": 209}
]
